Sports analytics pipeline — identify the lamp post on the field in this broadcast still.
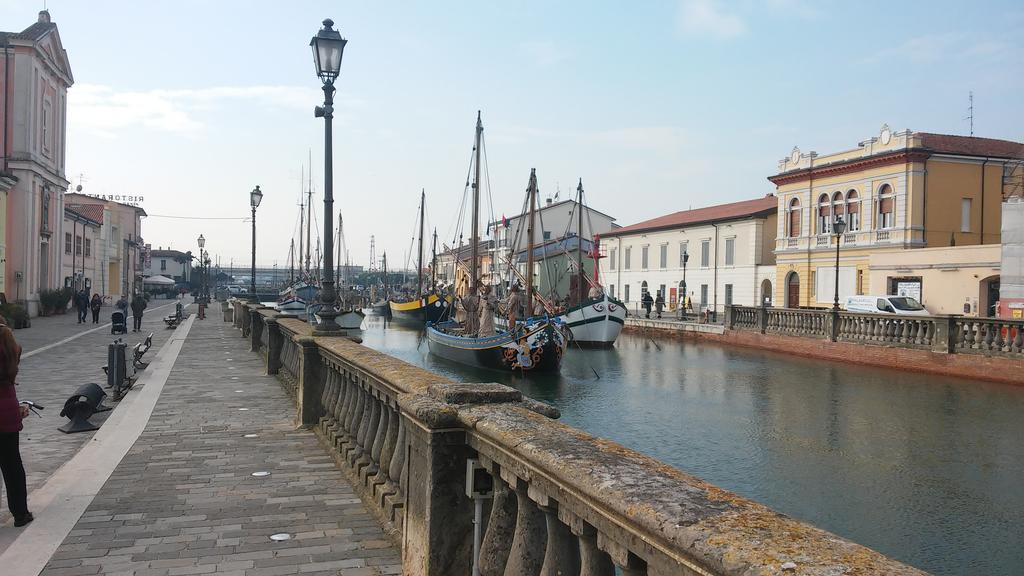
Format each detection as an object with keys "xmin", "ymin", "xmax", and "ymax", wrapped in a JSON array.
[
  {"xmin": 310, "ymin": 18, "xmax": 347, "ymax": 334},
  {"xmin": 197, "ymin": 234, "xmax": 205, "ymax": 302},
  {"xmin": 250, "ymin": 185, "xmax": 263, "ymax": 303},
  {"xmin": 203, "ymin": 251, "xmax": 211, "ymax": 300},
  {"xmin": 832, "ymin": 216, "xmax": 846, "ymax": 311},
  {"xmin": 681, "ymin": 250, "xmax": 689, "ymax": 319}
]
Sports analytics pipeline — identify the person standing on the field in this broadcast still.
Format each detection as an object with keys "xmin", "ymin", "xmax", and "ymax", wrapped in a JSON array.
[
  {"xmin": 0, "ymin": 313, "xmax": 33, "ymax": 527},
  {"xmin": 461, "ymin": 292, "xmax": 480, "ymax": 336},
  {"xmin": 505, "ymin": 284, "xmax": 522, "ymax": 328},
  {"xmin": 130, "ymin": 293, "xmax": 147, "ymax": 332},
  {"xmin": 90, "ymin": 293, "xmax": 103, "ymax": 324},
  {"xmin": 654, "ymin": 291, "xmax": 665, "ymax": 319},
  {"xmin": 478, "ymin": 285, "xmax": 497, "ymax": 337}
]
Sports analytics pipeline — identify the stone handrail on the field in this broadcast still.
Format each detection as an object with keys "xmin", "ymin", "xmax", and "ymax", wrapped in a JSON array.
[
  {"xmin": 953, "ymin": 316, "xmax": 1024, "ymax": 355},
  {"xmin": 229, "ymin": 304, "xmax": 924, "ymax": 575},
  {"xmin": 727, "ymin": 304, "xmax": 1024, "ymax": 357}
]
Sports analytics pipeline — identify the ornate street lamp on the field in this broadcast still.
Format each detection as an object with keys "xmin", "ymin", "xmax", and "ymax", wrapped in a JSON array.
[
  {"xmin": 832, "ymin": 216, "xmax": 846, "ymax": 311},
  {"xmin": 250, "ymin": 185, "xmax": 263, "ymax": 303},
  {"xmin": 310, "ymin": 18, "xmax": 348, "ymax": 333}
]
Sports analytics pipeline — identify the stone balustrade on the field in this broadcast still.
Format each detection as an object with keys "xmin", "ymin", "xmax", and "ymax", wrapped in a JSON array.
[
  {"xmin": 226, "ymin": 300, "xmax": 925, "ymax": 575},
  {"xmin": 726, "ymin": 304, "xmax": 1024, "ymax": 357}
]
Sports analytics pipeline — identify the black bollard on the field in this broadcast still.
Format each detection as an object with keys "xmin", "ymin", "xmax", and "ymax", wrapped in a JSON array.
[{"xmin": 58, "ymin": 383, "xmax": 108, "ymax": 434}]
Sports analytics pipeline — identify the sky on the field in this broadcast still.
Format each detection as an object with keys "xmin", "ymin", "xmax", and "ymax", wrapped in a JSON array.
[{"xmin": 2, "ymin": 0, "xmax": 1022, "ymax": 270}]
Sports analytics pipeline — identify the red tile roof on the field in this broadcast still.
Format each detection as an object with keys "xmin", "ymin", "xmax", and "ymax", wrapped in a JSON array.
[
  {"xmin": 918, "ymin": 133, "xmax": 1024, "ymax": 159},
  {"xmin": 66, "ymin": 204, "xmax": 104, "ymax": 225},
  {"xmin": 604, "ymin": 195, "xmax": 777, "ymax": 237}
]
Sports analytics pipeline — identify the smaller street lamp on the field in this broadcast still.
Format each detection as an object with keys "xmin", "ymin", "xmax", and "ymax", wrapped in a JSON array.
[
  {"xmin": 197, "ymin": 234, "xmax": 206, "ymax": 303},
  {"xmin": 832, "ymin": 216, "xmax": 846, "ymax": 311},
  {"xmin": 250, "ymin": 185, "xmax": 263, "ymax": 303},
  {"xmin": 680, "ymin": 250, "xmax": 689, "ymax": 319}
]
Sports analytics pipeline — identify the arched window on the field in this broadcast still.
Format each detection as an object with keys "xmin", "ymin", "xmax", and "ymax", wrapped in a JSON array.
[
  {"xmin": 831, "ymin": 192, "xmax": 845, "ymax": 227},
  {"xmin": 877, "ymin": 184, "xmax": 894, "ymax": 229},
  {"xmin": 817, "ymin": 193, "xmax": 831, "ymax": 235},
  {"xmin": 846, "ymin": 190, "xmax": 860, "ymax": 231},
  {"xmin": 788, "ymin": 198, "xmax": 801, "ymax": 237}
]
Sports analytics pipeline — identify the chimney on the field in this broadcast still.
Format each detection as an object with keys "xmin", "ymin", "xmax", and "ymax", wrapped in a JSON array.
[{"xmin": 38, "ymin": 10, "xmax": 51, "ymax": 23}]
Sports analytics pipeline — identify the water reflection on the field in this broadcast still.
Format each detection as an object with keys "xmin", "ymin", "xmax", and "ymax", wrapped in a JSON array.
[{"xmin": 360, "ymin": 314, "xmax": 1024, "ymax": 575}]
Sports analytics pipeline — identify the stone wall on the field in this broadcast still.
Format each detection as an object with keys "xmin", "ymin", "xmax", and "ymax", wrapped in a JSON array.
[{"xmin": 226, "ymin": 299, "xmax": 926, "ymax": 576}]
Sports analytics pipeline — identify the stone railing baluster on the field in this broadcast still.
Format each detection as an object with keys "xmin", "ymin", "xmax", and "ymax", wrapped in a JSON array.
[
  {"xmin": 478, "ymin": 465, "xmax": 516, "ymax": 576},
  {"xmin": 503, "ymin": 477, "xmax": 547, "ymax": 575},
  {"xmin": 539, "ymin": 501, "xmax": 580, "ymax": 576}
]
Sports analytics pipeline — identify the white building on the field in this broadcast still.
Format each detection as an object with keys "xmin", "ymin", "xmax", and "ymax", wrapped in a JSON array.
[
  {"xmin": 489, "ymin": 198, "xmax": 617, "ymax": 275},
  {"xmin": 143, "ymin": 248, "xmax": 192, "ymax": 285},
  {"xmin": 600, "ymin": 195, "xmax": 778, "ymax": 314}
]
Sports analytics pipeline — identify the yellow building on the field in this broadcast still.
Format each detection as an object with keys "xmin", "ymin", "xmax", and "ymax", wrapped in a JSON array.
[{"xmin": 769, "ymin": 125, "xmax": 1023, "ymax": 312}]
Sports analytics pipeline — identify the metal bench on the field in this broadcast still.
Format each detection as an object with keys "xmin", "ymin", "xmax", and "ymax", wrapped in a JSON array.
[{"xmin": 133, "ymin": 333, "xmax": 154, "ymax": 369}]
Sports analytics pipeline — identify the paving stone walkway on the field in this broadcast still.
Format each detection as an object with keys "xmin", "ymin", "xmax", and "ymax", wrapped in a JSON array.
[
  {"xmin": 32, "ymin": 309, "xmax": 401, "ymax": 576},
  {"xmin": 5, "ymin": 298, "xmax": 183, "ymax": 525}
]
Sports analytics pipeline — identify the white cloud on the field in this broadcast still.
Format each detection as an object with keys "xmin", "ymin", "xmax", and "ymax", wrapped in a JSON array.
[
  {"xmin": 67, "ymin": 84, "xmax": 342, "ymax": 137},
  {"xmin": 863, "ymin": 32, "xmax": 1021, "ymax": 65},
  {"xmin": 677, "ymin": 0, "xmax": 746, "ymax": 39}
]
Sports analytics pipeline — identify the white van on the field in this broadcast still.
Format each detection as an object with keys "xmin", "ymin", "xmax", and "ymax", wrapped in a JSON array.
[{"xmin": 845, "ymin": 295, "xmax": 930, "ymax": 316}]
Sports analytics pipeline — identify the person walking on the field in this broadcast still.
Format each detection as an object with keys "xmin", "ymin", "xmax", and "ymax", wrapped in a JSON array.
[
  {"xmin": 75, "ymin": 289, "xmax": 89, "ymax": 323},
  {"xmin": 90, "ymin": 293, "xmax": 103, "ymax": 324},
  {"xmin": 654, "ymin": 291, "xmax": 665, "ymax": 319},
  {"xmin": 130, "ymin": 293, "xmax": 147, "ymax": 332},
  {"xmin": 641, "ymin": 291, "xmax": 654, "ymax": 319},
  {"xmin": 0, "ymin": 313, "xmax": 33, "ymax": 527}
]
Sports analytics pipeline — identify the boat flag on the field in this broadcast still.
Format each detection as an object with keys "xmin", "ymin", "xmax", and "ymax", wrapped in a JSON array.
[{"xmin": 501, "ymin": 214, "xmax": 508, "ymax": 228}]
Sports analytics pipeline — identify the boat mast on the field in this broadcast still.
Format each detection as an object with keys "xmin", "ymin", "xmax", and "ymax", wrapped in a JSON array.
[
  {"xmin": 577, "ymin": 178, "xmax": 584, "ymax": 303},
  {"xmin": 305, "ymin": 150, "xmax": 313, "ymax": 275},
  {"xmin": 298, "ymin": 165, "xmax": 304, "ymax": 281},
  {"xmin": 336, "ymin": 212, "xmax": 343, "ymax": 288},
  {"xmin": 431, "ymin": 228, "xmax": 438, "ymax": 292},
  {"xmin": 417, "ymin": 189, "xmax": 425, "ymax": 298},
  {"xmin": 525, "ymin": 168, "xmax": 537, "ymax": 309},
  {"xmin": 382, "ymin": 251, "xmax": 388, "ymax": 300},
  {"xmin": 470, "ymin": 111, "xmax": 482, "ymax": 292},
  {"xmin": 289, "ymin": 239, "xmax": 295, "ymax": 285}
]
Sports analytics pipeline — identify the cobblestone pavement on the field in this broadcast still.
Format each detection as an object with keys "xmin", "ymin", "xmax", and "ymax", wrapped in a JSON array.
[
  {"xmin": 35, "ymin": 311, "xmax": 401, "ymax": 576},
  {"xmin": 5, "ymin": 298, "xmax": 184, "ymax": 524}
]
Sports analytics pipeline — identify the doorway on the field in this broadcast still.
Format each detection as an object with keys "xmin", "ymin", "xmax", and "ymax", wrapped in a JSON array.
[{"xmin": 786, "ymin": 272, "xmax": 800, "ymax": 308}]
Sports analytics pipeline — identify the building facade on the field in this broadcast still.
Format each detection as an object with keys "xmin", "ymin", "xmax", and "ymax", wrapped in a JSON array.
[
  {"xmin": 490, "ymin": 198, "xmax": 617, "ymax": 274},
  {"xmin": 770, "ymin": 126, "xmax": 1023, "ymax": 314},
  {"xmin": 1, "ymin": 11, "xmax": 73, "ymax": 315},
  {"xmin": 61, "ymin": 204, "xmax": 102, "ymax": 292},
  {"xmin": 600, "ymin": 195, "xmax": 777, "ymax": 313},
  {"xmin": 142, "ymin": 248, "xmax": 192, "ymax": 284},
  {"xmin": 64, "ymin": 192, "xmax": 146, "ymax": 300}
]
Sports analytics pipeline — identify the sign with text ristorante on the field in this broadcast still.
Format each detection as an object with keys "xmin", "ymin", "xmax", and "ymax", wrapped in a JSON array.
[{"xmin": 86, "ymin": 193, "xmax": 144, "ymax": 207}]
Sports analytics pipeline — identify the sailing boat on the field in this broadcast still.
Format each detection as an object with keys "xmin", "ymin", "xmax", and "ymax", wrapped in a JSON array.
[
  {"xmin": 389, "ymin": 189, "xmax": 452, "ymax": 323},
  {"xmin": 331, "ymin": 212, "xmax": 365, "ymax": 329},
  {"xmin": 556, "ymin": 179, "xmax": 626, "ymax": 347},
  {"xmin": 370, "ymin": 252, "xmax": 391, "ymax": 316},
  {"xmin": 426, "ymin": 112, "xmax": 566, "ymax": 373},
  {"xmin": 278, "ymin": 165, "xmax": 316, "ymax": 313}
]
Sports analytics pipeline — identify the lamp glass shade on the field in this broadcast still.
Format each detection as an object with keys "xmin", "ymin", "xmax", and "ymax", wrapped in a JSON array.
[
  {"xmin": 310, "ymin": 19, "xmax": 347, "ymax": 84},
  {"xmin": 683, "ymin": 251, "xmax": 690, "ymax": 264},
  {"xmin": 833, "ymin": 217, "xmax": 847, "ymax": 236},
  {"xmin": 251, "ymin": 185, "xmax": 263, "ymax": 208},
  {"xmin": 197, "ymin": 234, "xmax": 205, "ymax": 249}
]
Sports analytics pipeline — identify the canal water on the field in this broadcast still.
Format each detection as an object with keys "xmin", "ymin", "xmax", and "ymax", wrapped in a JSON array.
[{"xmin": 358, "ymin": 315, "xmax": 1024, "ymax": 575}]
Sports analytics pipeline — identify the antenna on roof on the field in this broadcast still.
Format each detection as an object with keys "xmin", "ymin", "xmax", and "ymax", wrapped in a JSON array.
[{"xmin": 964, "ymin": 91, "xmax": 974, "ymax": 136}]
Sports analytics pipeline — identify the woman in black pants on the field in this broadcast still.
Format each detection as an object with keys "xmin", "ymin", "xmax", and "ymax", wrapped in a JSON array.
[{"xmin": 0, "ymin": 313, "xmax": 32, "ymax": 527}]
